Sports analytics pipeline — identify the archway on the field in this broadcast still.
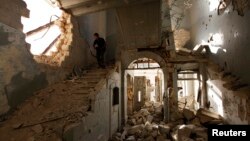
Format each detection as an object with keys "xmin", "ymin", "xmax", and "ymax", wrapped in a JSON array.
[
  {"xmin": 120, "ymin": 51, "xmax": 169, "ymax": 125},
  {"xmin": 126, "ymin": 58, "xmax": 164, "ymax": 113}
]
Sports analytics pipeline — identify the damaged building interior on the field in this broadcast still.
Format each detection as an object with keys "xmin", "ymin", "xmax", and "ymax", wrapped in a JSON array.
[{"xmin": 0, "ymin": 0, "xmax": 250, "ymax": 141}]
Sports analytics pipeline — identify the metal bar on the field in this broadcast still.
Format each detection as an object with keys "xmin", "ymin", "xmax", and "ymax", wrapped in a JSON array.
[
  {"xmin": 72, "ymin": 0, "xmax": 157, "ymax": 16},
  {"xmin": 26, "ymin": 21, "xmax": 56, "ymax": 36},
  {"xmin": 42, "ymin": 34, "xmax": 61, "ymax": 55}
]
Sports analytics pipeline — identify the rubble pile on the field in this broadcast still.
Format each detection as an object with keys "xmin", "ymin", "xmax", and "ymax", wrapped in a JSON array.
[
  {"xmin": 111, "ymin": 102, "xmax": 223, "ymax": 141},
  {"xmin": 126, "ymin": 102, "xmax": 163, "ymax": 126}
]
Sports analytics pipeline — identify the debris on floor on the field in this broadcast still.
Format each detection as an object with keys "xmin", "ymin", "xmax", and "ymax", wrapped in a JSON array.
[
  {"xmin": 0, "ymin": 65, "xmax": 116, "ymax": 141},
  {"xmin": 111, "ymin": 102, "xmax": 223, "ymax": 141}
]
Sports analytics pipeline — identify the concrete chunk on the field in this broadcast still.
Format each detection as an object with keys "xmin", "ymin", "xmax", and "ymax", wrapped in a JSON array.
[
  {"xmin": 144, "ymin": 136, "xmax": 155, "ymax": 141},
  {"xmin": 189, "ymin": 117, "xmax": 201, "ymax": 126},
  {"xmin": 156, "ymin": 135, "xmax": 170, "ymax": 141},
  {"xmin": 183, "ymin": 108, "xmax": 195, "ymax": 121},
  {"xmin": 193, "ymin": 127, "xmax": 207, "ymax": 140},
  {"xmin": 151, "ymin": 130, "xmax": 158, "ymax": 138},
  {"xmin": 158, "ymin": 125, "xmax": 170, "ymax": 135},
  {"xmin": 137, "ymin": 117, "xmax": 143, "ymax": 125},
  {"xmin": 126, "ymin": 136, "xmax": 136, "ymax": 141},
  {"xmin": 126, "ymin": 124, "xmax": 144, "ymax": 135},
  {"xmin": 145, "ymin": 101, "xmax": 154, "ymax": 107},
  {"xmin": 196, "ymin": 108, "xmax": 222, "ymax": 124},
  {"xmin": 127, "ymin": 118, "xmax": 137, "ymax": 125},
  {"xmin": 172, "ymin": 125, "xmax": 195, "ymax": 141},
  {"xmin": 145, "ymin": 122, "xmax": 153, "ymax": 131},
  {"xmin": 147, "ymin": 115, "xmax": 154, "ymax": 123}
]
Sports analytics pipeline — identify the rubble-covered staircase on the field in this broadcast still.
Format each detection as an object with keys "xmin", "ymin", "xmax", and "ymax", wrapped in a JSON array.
[{"xmin": 0, "ymin": 64, "xmax": 118, "ymax": 141}]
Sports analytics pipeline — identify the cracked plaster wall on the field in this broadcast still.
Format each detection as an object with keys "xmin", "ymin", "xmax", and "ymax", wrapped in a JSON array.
[{"xmin": 0, "ymin": 0, "xmax": 95, "ymax": 117}]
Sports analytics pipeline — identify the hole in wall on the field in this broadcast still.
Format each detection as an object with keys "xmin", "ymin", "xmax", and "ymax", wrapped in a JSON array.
[
  {"xmin": 21, "ymin": 0, "xmax": 73, "ymax": 66},
  {"xmin": 22, "ymin": 0, "xmax": 62, "ymax": 56}
]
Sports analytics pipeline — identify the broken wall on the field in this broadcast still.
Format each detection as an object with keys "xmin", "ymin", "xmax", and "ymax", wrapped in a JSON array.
[
  {"xmin": 126, "ymin": 73, "xmax": 134, "ymax": 115},
  {"xmin": 63, "ymin": 69, "xmax": 121, "ymax": 141},
  {"xmin": 0, "ymin": 0, "xmax": 45, "ymax": 116},
  {"xmin": 121, "ymin": 50, "xmax": 169, "ymax": 122},
  {"xmin": 186, "ymin": 0, "xmax": 250, "ymax": 84},
  {"xmin": 0, "ymin": 0, "xmax": 95, "ymax": 116},
  {"xmin": 170, "ymin": 0, "xmax": 250, "ymax": 124},
  {"xmin": 124, "ymin": 70, "xmax": 135, "ymax": 121},
  {"xmin": 206, "ymin": 62, "xmax": 250, "ymax": 124}
]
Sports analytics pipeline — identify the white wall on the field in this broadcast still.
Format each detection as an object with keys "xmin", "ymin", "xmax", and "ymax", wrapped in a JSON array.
[
  {"xmin": 63, "ymin": 68, "xmax": 121, "ymax": 141},
  {"xmin": 207, "ymin": 80, "xmax": 249, "ymax": 124},
  {"xmin": 126, "ymin": 69, "xmax": 164, "ymax": 101}
]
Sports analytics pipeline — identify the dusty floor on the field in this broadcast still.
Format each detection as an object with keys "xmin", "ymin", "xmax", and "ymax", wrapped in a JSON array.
[{"xmin": 0, "ymin": 66, "xmax": 115, "ymax": 141}]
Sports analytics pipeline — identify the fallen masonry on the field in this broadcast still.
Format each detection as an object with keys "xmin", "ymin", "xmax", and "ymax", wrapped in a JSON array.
[{"xmin": 111, "ymin": 102, "xmax": 224, "ymax": 141}]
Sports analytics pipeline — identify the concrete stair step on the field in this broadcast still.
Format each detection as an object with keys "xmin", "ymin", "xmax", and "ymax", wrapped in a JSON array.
[
  {"xmin": 80, "ymin": 78, "xmax": 101, "ymax": 83},
  {"xmin": 88, "ymin": 82, "xmax": 98, "ymax": 85},
  {"xmin": 70, "ymin": 89, "xmax": 91, "ymax": 94},
  {"xmin": 81, "ymin": 76, "xmax": 105, "ymax": 79},
  {"xmin": 85, "ymin": 72, "xmax": 106, "ymax": 75},
  {"xmin": 87, "ymin": 68, "xmax": 109, "ymax": 71},
  {"xmin": 84, "ymin": 74, "xmax": 106, "ymax": 78},
  {"xmin": 88, "ymin": 65, "xmax": 114, "ymax": 71},
  {"xmin": 79, "ymin": 85, "xmax": 95, "ymax": 89}
]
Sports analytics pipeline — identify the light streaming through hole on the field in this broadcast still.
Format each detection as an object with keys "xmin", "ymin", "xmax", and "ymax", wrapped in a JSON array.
[
  {"xmin": 21, "ymin": 0, "xmax": 62, "ymax": 56},
  {"xmin": 209, "ymin": 0, "xmax": 220, "ymax": 12}
]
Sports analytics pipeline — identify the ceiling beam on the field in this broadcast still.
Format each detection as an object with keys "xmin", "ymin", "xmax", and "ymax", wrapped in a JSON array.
[
  {"xmin": 71, "ymin": 0, "xmax": 157, "ymax": 16},
  {"xmin": 72, "ymin": 0, "xmax": 123, "ymax": 16},
  {"xmin": 126, "ymin": 67, "xmax": 161, "ymax": 70},
  {"xmin": 60, "ymin": 0, "xmax": 100, "ymax": 9}
]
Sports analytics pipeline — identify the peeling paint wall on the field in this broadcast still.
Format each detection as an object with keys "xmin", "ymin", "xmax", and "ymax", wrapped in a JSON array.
[
  {"xmin": 0, "ymin": 0, "xmax": 96, "ymax": 117},
  {"xmin": 126, "ymin": 73, "xmax": 134, "ymax": 115},
  {"xmin": 206, "ymin": 62, "xmax": 250, "ymax": 124},
  {"xmin": 63, "ymin": 69, "xmax": 121, "ymax": 141},
  {"xmin": 0, "ymin": 17, "xmax": 47, "ymax": 115},
  {"xmin": 171, "ymin": 0, "xmax": 250, "ymax": 123},
  {"xmin": 186, "ymin": 0, "xmax": 250, "ymax": 84},
  {"xmin": 207, "ymin": 79, "xmax": 250, "ymax": 124}
]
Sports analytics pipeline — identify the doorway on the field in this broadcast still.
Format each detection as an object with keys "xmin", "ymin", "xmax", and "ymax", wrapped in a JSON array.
[{"xmin": 125, "ymin": 58, "xmax": 164, "ymax": 115}]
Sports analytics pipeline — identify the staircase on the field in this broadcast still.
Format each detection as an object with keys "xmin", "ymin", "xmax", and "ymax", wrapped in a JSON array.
[{"xmin": 0, "ymin": 64, "xmax": 117, "ymax": 141}]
